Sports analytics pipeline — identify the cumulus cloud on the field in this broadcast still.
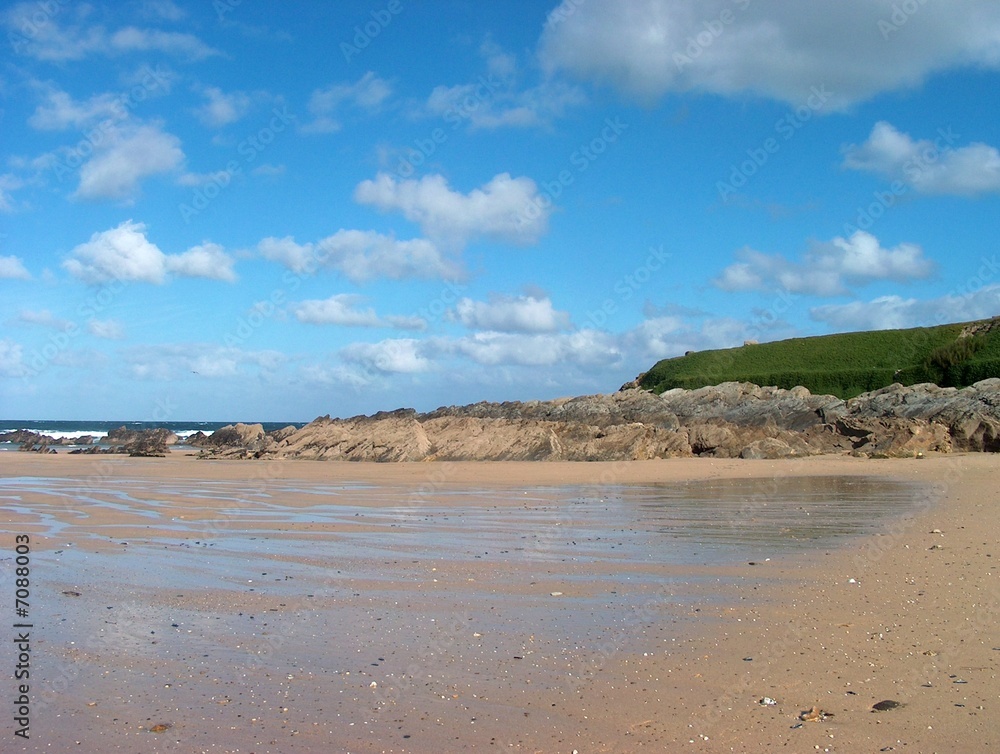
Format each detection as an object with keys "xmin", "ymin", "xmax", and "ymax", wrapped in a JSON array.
[
  {"xmin": 64, "ymin": 220, "xmax": 168, "ymax": 284},
  {"xmin": 300, "ymin": 72, "xmax": 392, "ymax": 134},
  {"xmin": 340, "ymin": 338, "xmax": 431, "ymax": 374},
  {"xmin": 713, "ymin": 231, "xmax": 935, "ymax": 296},
  {"xmin": 165, "ymin": 242, "xmax": 238, "ymax": 282},
  {"xmin": 193, "ymin": 86, "xmax": 252, "ymax": 127},
  {"xmin": 73, "ymin": 122, "xmax": 183, "ymax": 202},
  {"xmin": 843, "ymin": 121, "xmax": 1000, "ymax": 195},
  {"xmin": 292, "ymin": 294, "xmax": 426, "ymax": 330},
  {"xmin": 0, "ymin": 255, "xmax": 31, "ymax": 280},
  {"xmin": 63, "ymin": 221, "xmax": 235, "ymax": 284},
  {"xmin": 539, "ymin": 0, "xmax": 1000, "ymax": 108},
  {"xmin": 354, "ymin": 172, "xmax": 551, "ymax": 247},
  {"xmin": 442, "ymin": 329, "xmax": 623, "ymax": 368},
  {"xmin": 452, "ymin": 293, "xmax": 571, "ymax": 333},
  {"xmin": 811, "ymin": 284, "xmax": 1000, "ymax": 332},
  {"xmin": 258, "ymin": 230, "xmax": 459, "ymax": 283}
]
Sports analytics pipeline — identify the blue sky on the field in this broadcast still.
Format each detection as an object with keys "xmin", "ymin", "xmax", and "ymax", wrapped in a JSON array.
[{"xmin": 2, "ymin": 0, "xmax": 1000, "ymax": 421}]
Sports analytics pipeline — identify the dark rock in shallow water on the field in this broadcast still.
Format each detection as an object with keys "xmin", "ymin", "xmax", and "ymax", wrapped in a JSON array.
[
  {"xmin": 1, "ymin": 430, "xmax": 51, "ymax": 446},
  {"xmin": 104, "ymin": 426, "xmax": 178, "ymax": 446}
]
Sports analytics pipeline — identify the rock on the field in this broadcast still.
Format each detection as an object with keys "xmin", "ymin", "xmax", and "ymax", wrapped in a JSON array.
[
  {"xmin": 125, "ymin": 434, "xmax": 168, "ymax": 457},
  {"xmin": 200, "ymin": 423, "xmax": 266, "ymax": 448},
  {"xmin": 103, "ymin": 426, "xmax": 178, "ymax": 446},
  {"xmin": 195, "ymin": 378, "xmax": 1000, "ymax": 462},
  {"xmin": 687, "ymin": 424, "xmax": 734, "ymax": 455},
  {"xmin": 740, "ymin": 437, "xmax": 797, "ymax": 459},
  {"xmin": 269, "ymin": 425, "xmax": 299, "ymax": 443},
  {"xmin": 799, "ymin": 706, "xmax": 832, "ymax": 721},
  {"xmin": 871, "ymin": 699, "xmax": 904, "ymax": 712}
]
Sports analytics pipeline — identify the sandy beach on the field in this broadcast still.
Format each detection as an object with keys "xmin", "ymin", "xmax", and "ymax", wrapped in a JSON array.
[{"xmin": 2, "ymin": 452, "xmax": 998, "ymax": 752}]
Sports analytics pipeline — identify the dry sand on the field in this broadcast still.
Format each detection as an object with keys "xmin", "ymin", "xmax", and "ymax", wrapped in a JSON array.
[{"xmin": 1, "ymin": 452, "xmax": 998, "ymax": 753}]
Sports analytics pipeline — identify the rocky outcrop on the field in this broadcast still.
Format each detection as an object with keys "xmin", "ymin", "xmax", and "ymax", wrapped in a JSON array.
[
  {"xmin": 195, "ymin": 379, "xmax": 1000, "ymax": 462},
  {"xmin": 103, "ymin": 426, "xmax": 179, "ymax": 446}
]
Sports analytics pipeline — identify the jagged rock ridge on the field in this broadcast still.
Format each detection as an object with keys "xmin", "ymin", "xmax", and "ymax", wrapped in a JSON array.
[{"xmin": 192, "ymin": 379, "xmax": 1000, "ymax": 461}]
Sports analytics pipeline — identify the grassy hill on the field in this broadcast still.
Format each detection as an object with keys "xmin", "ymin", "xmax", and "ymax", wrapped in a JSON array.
[{"xmin": 638, "ymin": 318, "xmax": 1000, "ymax": 399}]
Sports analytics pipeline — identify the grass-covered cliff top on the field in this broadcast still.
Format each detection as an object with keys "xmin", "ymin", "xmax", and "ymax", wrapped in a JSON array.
[{"xmin": 638, "ymin": 318, "xmax": 1000, "ymax": 399}]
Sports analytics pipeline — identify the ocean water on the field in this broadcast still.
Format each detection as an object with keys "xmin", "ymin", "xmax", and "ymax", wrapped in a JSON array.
[{"xmin": 0, "ymin": 419, "xmax": 303, "ymax": 449}]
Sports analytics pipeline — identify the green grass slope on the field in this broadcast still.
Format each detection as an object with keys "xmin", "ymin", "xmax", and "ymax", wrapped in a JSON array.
[{"xmin": 638, "ymin": 318, "xmax": 1000, "ymax": 399}]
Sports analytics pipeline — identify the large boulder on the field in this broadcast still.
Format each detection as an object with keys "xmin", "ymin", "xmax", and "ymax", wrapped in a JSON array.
[{"xmin": 201, "ymin": 423, "xmax": 266, "ymax": 448}]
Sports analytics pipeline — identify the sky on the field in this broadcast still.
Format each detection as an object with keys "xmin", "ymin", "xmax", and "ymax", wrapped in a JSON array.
[{"xmin": 2, "ymin": 0, "xmax": 1000, "ymax": 422}]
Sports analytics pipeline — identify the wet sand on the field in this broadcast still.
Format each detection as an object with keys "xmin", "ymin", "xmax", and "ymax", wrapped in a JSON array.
[{"xmin": 1, "ymin": 453, "xmax": 998, "ymax": 752}]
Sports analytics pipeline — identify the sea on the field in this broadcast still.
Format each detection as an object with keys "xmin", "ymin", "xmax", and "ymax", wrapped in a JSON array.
[{"xmin": 0, "ymin": 419, "xmax": 304, "ymax": 451}]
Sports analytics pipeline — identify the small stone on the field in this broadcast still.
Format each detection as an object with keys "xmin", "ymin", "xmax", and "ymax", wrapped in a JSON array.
[
  {"xmin": 800, "ymin": 706, "xmax": 831, "ymax": 722},
  {"xmin": 759, "ymin": 697, "xmax": 778, "ymax": 706},
  {"xmin": 370, "ymin": 681, "xmax": 377, "ymax": 688},
  {"xmin": 872, "ymin": 700, "xmax": 904, "ymax": 712},
  {"xmin": 148, "ymin": 723, "xmax": 172, "ymax": 733},
  {"xmin": 550, "ymin": 591, "xmax": 563, "ymax": 597}
]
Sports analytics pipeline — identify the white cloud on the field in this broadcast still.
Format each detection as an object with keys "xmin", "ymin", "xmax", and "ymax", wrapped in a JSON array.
[
  {"xmin": 3, "ymin": 4, "xmax": 217, "ymax": 61},
  {"xmin": 29, "ymin": 90, "xmax": 126, "ymax": 130},
  {"xmin": 0, "ymin": 255, "xmax": 31, "ymax": 280},
  {"xmin": 425, "ymin": 78, "xmax": 585, "ymax": 130},
  {"xmin": 251, "ymin": 163, "xmax": 285, "ymax": 177},
  {"xmin": 108, "ymin": 26, "xmax": 219, "ymax": 60},
  {"xmin": 139, "ymin": 0, "xmax": 186, "ymax": 22},
  {"xmin": 354, "ymin": 172, "xmax": 551, "ymax": 247},
  {"xmin": 424, "ymin": 40, "xmax": 584, "ymax": 130},
  {"xmin": 88, "ymin": 319, "xmax": 125, "ymax": 340},
  {"xmin": 165, "ymin": 243, "xmax": 237, "ymax": 282},
  {"xmin": 440, "ymin": 329, "xmax": 623, "ymax": 368},
  {"xmin": 258, "ymin": 236, "xmax": 315, "ymax": 273},
  {"xmin": 259, "ymin": 231, "xmax": 459, "ymax": 283},
  {"xmin": 74, "ymin": 122, "xmax": 183, "ymax": 202},
  {"xmin": 843, "ymin": 121, "xmax": 1000, "ymax": 195},
  {"xmin": 341, "ymin": 338, "xmax": 431, "ymax": 374},
  {"xmin": 0, "ymin": 174, "xmax": 24, "ymax": 213},
  {"xmin": 126, "ymin": 343, "xmax": 284, "ymax": 380},
  {"xmin": 292, "ymin": 294, "xmax": 425, "ymax": 330},
  {"xmin": 63, "ymin": 221, "xmax": 234, "ymax": 284},
  {"xmin": 539, "ymin": 0, "xmax": 1000, "ymax": 108},
  {"xmin": 300, "ymin": 72, "xmax": 392, "ymax": 134},
  {"xmin": 811, "ymin": 284, "xmax": 1000, "ymax": 332},
  {"xmin": 64, "ymin": 220, "xmax": 167, "ymax": 284},
  {"xmin": 0, "ymin": 339, "xmax": 24, "ymax": 377},
  {"xmin": 176, "ymin": 169, "xmax": 236, "ymax": 187},
  {"xmin": 16, "ymin": 309, "xmax": 73, "ymax": 330},
  {"xmin": 453, "ymin": 294, "xmax": 571, "ymax": 333},
  {"xmin": 714, "ymin": 231, "xmax": 935, "ymax": 296},
  {"xmin": 193, "ymin": 86, "xmax": 252, "ymax": 127}
]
